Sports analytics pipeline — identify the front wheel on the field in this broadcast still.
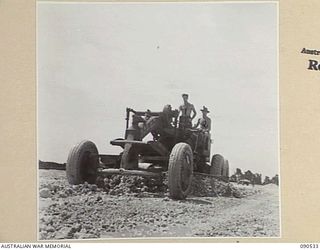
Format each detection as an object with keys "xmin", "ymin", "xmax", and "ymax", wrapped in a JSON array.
[
  {"xmin": 168, "ymin": 143, "xmax": 193, "ymax": 200},
  {"xmin": 66, "ymin": 140, "xmax": 99, "ymax": 185}
]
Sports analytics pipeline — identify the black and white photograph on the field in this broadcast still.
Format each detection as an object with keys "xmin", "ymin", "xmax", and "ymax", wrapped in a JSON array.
[{"xmin": 37, "ymin": 1, "xmax": 279, "ymax": 240}]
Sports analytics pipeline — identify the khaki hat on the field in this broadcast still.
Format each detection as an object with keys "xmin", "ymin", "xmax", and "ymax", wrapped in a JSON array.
[{"xmin": 200, "ymin": 106, "xmax": 210, "ymax": 113}]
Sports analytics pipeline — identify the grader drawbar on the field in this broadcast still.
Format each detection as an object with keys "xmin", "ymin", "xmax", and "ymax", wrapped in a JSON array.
[{"xmin": 66, "ymin": 105, "xmax": 229, "ymax": 200}]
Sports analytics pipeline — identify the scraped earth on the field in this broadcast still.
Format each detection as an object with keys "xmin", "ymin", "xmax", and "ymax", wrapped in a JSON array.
[{"xmin": 39, "ymin": 170, "xmax": 280, "ymax": 240}]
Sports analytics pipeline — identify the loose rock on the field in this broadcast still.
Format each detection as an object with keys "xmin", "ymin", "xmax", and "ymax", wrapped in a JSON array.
[{"xmin": 40, "ymin": 188, "xmax": 51, "ymax": 198}]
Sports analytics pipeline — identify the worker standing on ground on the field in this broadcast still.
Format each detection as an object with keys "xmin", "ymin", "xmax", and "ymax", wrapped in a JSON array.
[{"xmin": 179, "ymin": 93, "xmax": 197, "ymax": 128}]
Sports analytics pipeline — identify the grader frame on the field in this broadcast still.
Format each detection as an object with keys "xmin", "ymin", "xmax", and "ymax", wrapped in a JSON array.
[{"xmin": 66, "ymin": 105, "xmax": 229, "ymax": 200}]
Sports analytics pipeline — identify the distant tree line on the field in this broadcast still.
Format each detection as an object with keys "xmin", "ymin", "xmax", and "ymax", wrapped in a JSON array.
[
  {"xmin": 39, "ymin": 160, "xmax": 66, "ymax": 170},
  {"xmin": 229, "ymin": 168, "xmax": 279, "ymax": 186}
]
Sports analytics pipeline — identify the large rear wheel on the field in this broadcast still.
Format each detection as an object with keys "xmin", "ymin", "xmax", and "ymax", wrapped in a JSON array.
[
  {"xmin": 66, "ymin": 140, "xmax": 99, "ymax": 185},
  {"xmin": 223, "ymin": 160, "xmax": 229, "ymax": 178},
  {"xmin": 210, "ymin": 154, "xmax": 225, "ymax": 176},
  {"xmin": 168, "ymin": 143, "xmax": 193, "ymax": 200}
]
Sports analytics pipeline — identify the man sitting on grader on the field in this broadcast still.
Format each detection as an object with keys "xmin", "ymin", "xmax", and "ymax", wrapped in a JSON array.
[
  {"xmin": 193, "ymin": 106, "xmax": 212, "ymax": 156},
  {"xmin": 193, "ymin": 106, "xmax": 211, "ymax": 132}
]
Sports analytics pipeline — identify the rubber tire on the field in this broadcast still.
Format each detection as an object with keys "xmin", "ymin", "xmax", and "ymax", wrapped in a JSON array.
[
  {"xmin": 168, "ymin": 143, "xmax": 193, "ymax": 200},
  {"xmin": 121, "ymin": 144, "xmax": 139, "ymax": 170},
  {"xmin": 66, "ymin": 140, "xmax": 99, "ymax": 185},
  {"xmin": 224, "ymin": 160, "xmax": 229, "ymax": 177},
  {"xmin": 210, "ymin": 154, "xmax": 225, "ymax": 176},
  {"xmin": 222, "ymin": 160, "xmax": 228, "ymax": 177}
]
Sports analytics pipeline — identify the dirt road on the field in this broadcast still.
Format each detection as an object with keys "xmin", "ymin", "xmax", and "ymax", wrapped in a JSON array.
[{"xmin": 39, "ymin": 170, "xmax": 280, "ymax": 239}]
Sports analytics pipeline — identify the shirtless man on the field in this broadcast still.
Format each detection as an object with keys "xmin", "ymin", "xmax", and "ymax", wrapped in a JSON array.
[{"xmin": 179, "ymin": 93, "xmax": 197, "ymax": 128}]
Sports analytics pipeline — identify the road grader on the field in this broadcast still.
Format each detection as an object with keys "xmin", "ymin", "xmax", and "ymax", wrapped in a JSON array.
[{"xmin": 66, "ymin": 104, "xmax": 229, "ymax": 200}]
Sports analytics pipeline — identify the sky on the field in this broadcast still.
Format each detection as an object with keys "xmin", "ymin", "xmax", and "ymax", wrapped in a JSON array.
[{"xmin": 37, "ymin": 2, "xmax": 278, "ymax": 178}]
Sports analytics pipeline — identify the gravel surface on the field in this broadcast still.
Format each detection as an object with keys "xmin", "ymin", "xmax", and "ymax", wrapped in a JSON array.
[{"xmin": 38, "ymin": 170, "xmax": 279, "ymax": 239}]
